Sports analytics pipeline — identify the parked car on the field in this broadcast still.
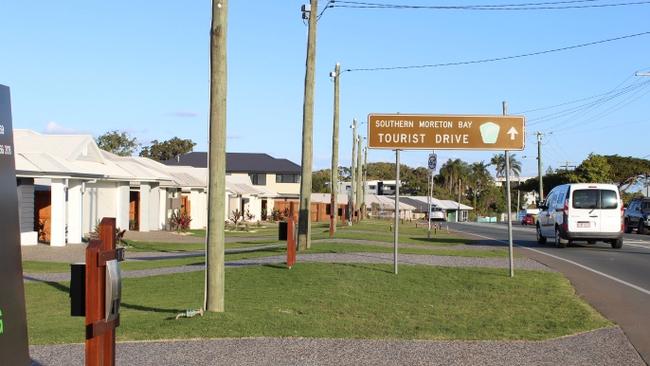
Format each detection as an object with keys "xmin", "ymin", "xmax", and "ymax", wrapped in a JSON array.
[
  {"xmin": 521, "ymin": 213, "xmax": 535, "ymax": 226},
  {"xmin": 536, "ymin": 183, "xmax": 623, "ymax": 249},
  {"xmin": 624, "ymin": 198, "xmax": 650, "ymax": 234}
]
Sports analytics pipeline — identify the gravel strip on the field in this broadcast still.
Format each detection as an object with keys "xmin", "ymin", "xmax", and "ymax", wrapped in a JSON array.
[
  {"xmin": 312, "ymin": 238, "xmax": 500, "ymax": 251},
  {"xmin": 24, "ymin": 252, "xmax": 552, "ymax": 282},
  {"xmin": 229, "ymin": 252, "xmax": 553, "ymax": 272},
  {"xmin": 29, "ymin": 327, "xmax": 644, "ymax": 366}
]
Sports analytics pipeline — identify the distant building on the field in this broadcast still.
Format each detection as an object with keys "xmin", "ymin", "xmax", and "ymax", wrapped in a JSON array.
[
  {"xmin": 163, "ymin": 152, "xmax": 301, "ymax": 199},
  {"xmin": 338, "ymin": 180, "xmax": 398, "ymax": 196}
]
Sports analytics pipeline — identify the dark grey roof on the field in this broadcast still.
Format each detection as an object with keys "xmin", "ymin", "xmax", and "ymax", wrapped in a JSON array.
[{"xmin": 162, "ymin": 152, "xmax": 301, "ymax": 174}]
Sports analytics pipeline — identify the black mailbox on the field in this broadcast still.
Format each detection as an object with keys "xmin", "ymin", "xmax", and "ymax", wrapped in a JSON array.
[
  {"xmin": 278, "ymin": 221, "xmax": 288, "ymax": 241},
  {"xmin": 70, "ymin": 263, "xmax": 86, "ymax": 317}
]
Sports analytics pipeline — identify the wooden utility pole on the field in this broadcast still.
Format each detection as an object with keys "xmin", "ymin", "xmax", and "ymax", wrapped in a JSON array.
[
  {"xmin": 350, "ymin": 119, "xmax": 357, "ymax": 225},
  {"xmin": 298, "ymin": 0, "xmax": 318, "ymax": 251},
  {"xmin": 536, "ymin": 131, "xmax": 544, "ymax": 202},
  {"xmin": 356, "ymin": 135, "xmax": 363, "ymax": 221},
  {"xmin": 205, "ymin": 0, "xmax": 227, "ymax": 313},
  {"xmin": 329, "ymin": 63, "xmax": 340, "ymax": 237}
]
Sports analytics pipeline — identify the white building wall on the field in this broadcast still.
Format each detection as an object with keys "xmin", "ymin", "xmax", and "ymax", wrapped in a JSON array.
[
  {"xmin": 139, "ymin": 182, "xmax": 152, "ymax": 232},
  {"xmin": 244, "ymin": 195, "xmax": 262, "ymax": 222},
  {"xmin": 159, "ymin": 188, "xmax": 169, "ymax": 230},
  {"xmin": 115, "ymin": 182, "xmax": 130, "ymax": 231},
  {"xmin": 265, "ymin": 173, "xmax": 300, "ymax": 196},
  {"xmin": 66, "ymin": 180, "xmax": 83, "ymax": 244},
  {"xmin": 189, "ymin": 189, "xmax": 203, "ymax": 229},
  {"xmin": 50, "ymin": 179, "xmax": 66, "ymax": 246},
  {"xmin": 82, "ymin": 181, "xmax": 118, "ymax": 235},
  {"xmin": 149, "ymin": 184, "xmax": 161, "ymax": 230}
]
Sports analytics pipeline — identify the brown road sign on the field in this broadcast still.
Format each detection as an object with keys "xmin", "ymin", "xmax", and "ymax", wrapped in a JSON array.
[{"xmin": 368, "ymin": 113, "xmax": 525, "ymax": 150}]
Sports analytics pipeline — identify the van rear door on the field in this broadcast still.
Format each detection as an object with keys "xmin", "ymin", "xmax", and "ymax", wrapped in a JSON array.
[
  {"xmin": 599, "ymin": 189, "xmax": 621, "ymax": 233},
  {"xmin": 570, "ymin": 188, "xmax": 601, "ymax": 233}
]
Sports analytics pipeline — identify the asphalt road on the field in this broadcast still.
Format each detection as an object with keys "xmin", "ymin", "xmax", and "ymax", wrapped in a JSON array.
[{"xmin": 448, "ymin": 221, "xmax": 650, "ymax": 365}]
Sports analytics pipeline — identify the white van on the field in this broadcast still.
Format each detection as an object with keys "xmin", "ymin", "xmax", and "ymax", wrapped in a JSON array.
[
  {"xmin": 536, "ymin": 183, "xmax": 623, "ymax": 249},
  {"xmin": 429, "ymin": 206, "xmax": 446, "ymax": 221}
]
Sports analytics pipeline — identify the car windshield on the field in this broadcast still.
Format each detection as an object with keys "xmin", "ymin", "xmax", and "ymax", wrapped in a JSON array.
[{"xmin": 572, "ymin": 189, "xmax": 618, "ymax": 210}]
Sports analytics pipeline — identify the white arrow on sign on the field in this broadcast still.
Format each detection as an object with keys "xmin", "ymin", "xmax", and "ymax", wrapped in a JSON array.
[{"xmin": 506, "ymin": 127, "xmax": 519, "ymax": 140}]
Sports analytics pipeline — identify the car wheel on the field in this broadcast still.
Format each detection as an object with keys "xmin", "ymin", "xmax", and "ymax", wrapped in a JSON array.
[
  {"xmin": 624, "ymin": 220, "xmax": 633, "ymax": 234},
  {"xmin": 536, "ymin": 225, "xmax": 546, "ymax": 245},
  {"xmin": 555, "ymin": 227, "xmax": 567, "ymax": 248},
  {"xmin": 639, "ymin": 221, "xmax": 646, "ymax": 235},
  {"xmin": 610, "ymin": 238, "xmax": 623, "ymax": 249}
]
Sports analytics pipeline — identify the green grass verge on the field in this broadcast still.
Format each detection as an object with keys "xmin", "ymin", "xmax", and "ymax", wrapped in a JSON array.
[{"xmin": 25, "ymin": 264, "xmax": 610, "ymax": 345}]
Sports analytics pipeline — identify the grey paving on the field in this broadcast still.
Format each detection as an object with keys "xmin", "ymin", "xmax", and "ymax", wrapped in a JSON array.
[
  {"xmin": 313, "ymin": 238, "xmax": 502, "ymax": 251},
  {"xmin": 29, "ymin": 327, "xmax": 644, "ymax": 366}
]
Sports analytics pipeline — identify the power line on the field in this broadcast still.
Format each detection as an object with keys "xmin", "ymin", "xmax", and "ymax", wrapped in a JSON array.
[
  {"xmin": 330, "ymin": 0, "xmax": 650, "ymax": 10},
  {"xmin": 527, "ymin": 80, "xmax": 650, "ymax": 125},
  {"xmin": 514, "ymin": 70, "xmax": 639, "ymax": 114},
  {"xmin": 342, "ymin": 31, "xmax": 650, "ymax": 73}
]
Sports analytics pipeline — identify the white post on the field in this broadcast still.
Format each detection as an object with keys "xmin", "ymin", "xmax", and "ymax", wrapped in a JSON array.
[
  {"xmin": 427, "ymin": 172, "xmax": 431, "ymax": 239},
  {"xmin": 115, "ymin": 182, "xmax": 130, "ymax": 231},
  {"xmin": 149, "ymin": 184, "xmax": 161, "ymax": 231},
  {"xmin": 139, "ymin": 182, "xmax": 151, "ymax": 232},
  {"xmin": 159, "ymin": 188, "xmax": 168, "ymax": 230},
  {"xmin": 50, "ymin": 179, "xmax": 66, "ymax": 246},
  {"xmin": 190, "ymin": 189, "xmax": 202, "ymax": 229},
  {"xmin": 66, "ymin": 180, "xmax": 83, "ymax": 244}
]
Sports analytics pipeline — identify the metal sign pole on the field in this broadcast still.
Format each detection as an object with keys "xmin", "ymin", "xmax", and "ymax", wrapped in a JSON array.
[
  {"xmin": 427, "ymin": 172, "xmax": 431, "ymax": 239},
  {"xmin": 503, "ymin": 101, "xmax": 515, "ymax": 278},
  {"xmin": 394, "ymin": 149, "xmax": 400, "ymax": 275}
]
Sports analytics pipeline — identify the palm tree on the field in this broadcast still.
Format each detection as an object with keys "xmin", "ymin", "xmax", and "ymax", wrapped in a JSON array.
[
  {"xmin": 491, "ymin": 153, "xmax": 521, "ymax": 179},
  {"xmin": 439, "ymin": 159, "xmax": 469, "ymax": 195}
]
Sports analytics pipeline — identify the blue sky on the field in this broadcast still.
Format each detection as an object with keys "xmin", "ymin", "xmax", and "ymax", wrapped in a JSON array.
[{"xmin": 1, "ymin": 1, "xmax": 648, "ymax": 177}]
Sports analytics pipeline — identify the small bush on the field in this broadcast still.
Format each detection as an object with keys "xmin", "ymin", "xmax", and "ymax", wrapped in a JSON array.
[{"xmin": 169, "ymin": 212, "xmax": 192, "ymax": 232}]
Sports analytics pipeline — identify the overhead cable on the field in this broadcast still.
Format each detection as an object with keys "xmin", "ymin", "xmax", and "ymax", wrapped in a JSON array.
[{"xmin": 343, "ymin": 31, "xmax": 650, "ymax": 73}]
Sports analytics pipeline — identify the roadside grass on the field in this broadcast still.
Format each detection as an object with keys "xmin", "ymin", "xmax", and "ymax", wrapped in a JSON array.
[{"xmin": 25, "ymin": 263, "xmax": 610, "ymax": 345}]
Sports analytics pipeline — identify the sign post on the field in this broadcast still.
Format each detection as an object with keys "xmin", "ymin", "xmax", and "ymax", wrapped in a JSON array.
[
  {"xmin": 368, "ymin": 112, "xmax": 525, "ymax": 277},
  {"xmin": 0, "ymin": 84, "xmax": 30, "ymax": 366},
  {"xmin": 394, "ymin": 150, "xmax": 400, "ymax": 275},
  {"xmin": 427, "ymin": 152, "xmax": 436, "ymax": 239}
]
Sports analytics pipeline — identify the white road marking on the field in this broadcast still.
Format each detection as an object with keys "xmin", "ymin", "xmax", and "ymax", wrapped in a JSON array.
[{"xmin": 451, "ymin": 227, "xmax": 650, "ymax": 296}]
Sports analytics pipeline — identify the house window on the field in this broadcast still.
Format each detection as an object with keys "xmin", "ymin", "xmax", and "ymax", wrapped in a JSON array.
[
  {"xmin": 276, "ymin": 174, "xmax": 300, "ymax": 183},
  {"xmin": 249, "ymin": 173, "xmax": 267, "ymax": 186}
]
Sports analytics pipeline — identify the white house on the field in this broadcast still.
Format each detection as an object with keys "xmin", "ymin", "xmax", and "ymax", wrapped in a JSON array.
[
  {"xmin": 13, "ymin": 131, "xmax": 300, "ymax": 246},
  {"xmin": 13, "ymin": 130, "xmax": 176, "ymax": 246}
]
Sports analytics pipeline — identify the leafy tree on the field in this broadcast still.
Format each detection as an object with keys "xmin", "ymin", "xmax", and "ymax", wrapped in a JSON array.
[
  {"xmin": 603, "ymin": 155, "xmax": 650, "ymax": 192},
  {"xmin": 402, "ymin": 166, "xmax": 431, "ymax": 196},
  {"xmin": 519, "ymin": 171, "xmax": 579, "ymax": 201},
  {"xmin": 96, "ymin": 130, "xmax": 139, "ymax": 156},
  {"xmin": 139, "ymin": 137, "xmax": 196, "ymax": 161},
  {"xmin": 466, "ymin": 161, "xmax": 493, "ymax": 211},
  {"xmin": 312, "ymin": 169, "xmax": 332, "ymax": 193},
  {"xmin": 574, "ymin": 153, "xmax": 612, "ymax": 183},
  {"xmin": 366, "ymin": 162, "xmax": 399, "ymax": 180}
]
